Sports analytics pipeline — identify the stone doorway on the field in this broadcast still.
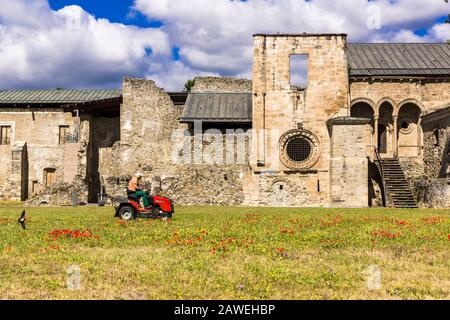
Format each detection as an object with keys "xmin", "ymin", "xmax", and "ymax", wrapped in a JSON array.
[{"xmin": 378, "ymin": 124, "xmax": 387, "ymax": 154}]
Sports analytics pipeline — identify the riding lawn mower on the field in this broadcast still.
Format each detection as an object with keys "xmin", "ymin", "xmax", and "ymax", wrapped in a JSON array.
[{"xmin": 108, "ymin": 189, "xmax": 174, "ymax": 221}]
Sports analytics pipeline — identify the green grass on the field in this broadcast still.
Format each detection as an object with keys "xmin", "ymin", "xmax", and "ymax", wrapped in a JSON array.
[
  {"xmin": 0, "ymin": 206, "xmax": 449, "ymax": 300},
  {"xmin": 0, "ymin": 201, "xmax": 24, "ymax": 207}
]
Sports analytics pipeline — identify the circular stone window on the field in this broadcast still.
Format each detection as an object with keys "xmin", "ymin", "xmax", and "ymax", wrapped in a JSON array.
[
  {"xmin": 280, "ymin": 129, "xmax": 320, "ymax": 169},
  {"xmin": 399, "ymin": 118, "xmax": 413, "ymax": 134}
]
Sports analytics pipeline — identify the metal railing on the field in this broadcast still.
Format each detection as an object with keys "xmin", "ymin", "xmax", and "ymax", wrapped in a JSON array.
[{"xmin": 374, "ymin": 148, "xmax": 390, "ymax": 207}]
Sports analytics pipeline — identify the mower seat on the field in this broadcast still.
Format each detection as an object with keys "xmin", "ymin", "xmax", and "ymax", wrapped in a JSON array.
[
  {"xmin": 128, "ymin": 195, "xmax": 139, "ymax": 201},
  {"xmin": 126, "ymin": 189, "xmax": 140, "ymax": 202}
]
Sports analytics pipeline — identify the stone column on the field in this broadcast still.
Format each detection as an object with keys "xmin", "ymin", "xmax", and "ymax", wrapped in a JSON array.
[
  {"xmin": 393, "ymin": 115, "xmax": 398, "ymax": 158},
  {"xmin": 374, "ymin": 115, "xmax": 379, "ymax": 153},
  {"xmin": 417, "ymin": 115, "xmax": 423, "ymax": 158}
]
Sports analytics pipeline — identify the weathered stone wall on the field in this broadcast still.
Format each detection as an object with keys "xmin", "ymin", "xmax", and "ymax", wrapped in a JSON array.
[
  {"xmin": 248, "ymin": 34, "xmax": 350, "ymax": 207},
  {"xmin": 63, "ymin": 143, "xmax": 79, "ymax": 183},
  {"xmin": 242, "ymin": 171, "xmax": 329, "ymax": 207},
  {"xmin": 414, "ymin": 178, "xmax": 450, "ymax": 208},
  {"xmin": 407, "ymin": 107, "xmax": 450, "ymax": 208},
  {"xmin": 0, "ymin": 109, "xmax": 77, "ymax": 200},
  {"xmin": 192, "ymin": 77, "xmax": 252, "ymax": 93},
  {"xmin": 422, "ymin": 109, "xmax": 450, "ymax": 179},
  {"xmin": 25, "ymin": 119, "xmax": 90, "ymax": 206},
  {"xmin": 399, "ymin": 159, "xmax": 425, "ymax": 181},
  {"xmin": 0, "ymin": 141, "xmax": 27, "ymax": 201},
  {"xmin": 0, "ymin": 145, "xmax": 12, "ymax": 185},
  {"xmin": 97, "ymin": 78, "xmax": 252, "ymax": 206},
  {"xmin": 252, "ymin": 34, "xmax": 349, "ymax": 172},
  {"xmin": 350, "ymin": 81, "xmax": 450, "ymax": 114},
  {"xmin": 119, "ymin": 78, "xmax": 181, "ymax": 175},
  {"xmin": 329, "ymin": 119, "xmax": 370, "ymax": 207}
]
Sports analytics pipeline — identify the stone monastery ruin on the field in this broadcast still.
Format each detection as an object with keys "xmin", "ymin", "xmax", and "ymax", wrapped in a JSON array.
[{"xmin": 0, "ymin": 34, "xmax": 449, "ymax": 208}]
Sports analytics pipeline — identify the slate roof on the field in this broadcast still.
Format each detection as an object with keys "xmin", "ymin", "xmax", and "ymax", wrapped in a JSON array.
[
  {"xmin": 180, "ymin": 93, "xmax": 252, "ymax": 123},
  {"xmin": 0, "ymin": 89, "xmax": 122, "ymax": 105},
  {"xmin": 347, "ymin": 43, "xmax": 450, "ymax": 77}
]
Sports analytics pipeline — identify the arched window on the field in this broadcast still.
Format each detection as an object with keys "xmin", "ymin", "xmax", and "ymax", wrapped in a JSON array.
[{"xmin": 351, "ymin": 102, "xmax": 375, "ymax": 119}]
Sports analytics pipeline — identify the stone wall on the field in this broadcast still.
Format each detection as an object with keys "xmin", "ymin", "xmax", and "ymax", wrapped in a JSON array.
[
  {"xmin": 0, "ymin": 145, "xmax": 12, "ymax": 186},
  {"xmin": 422, "ymin": 108, "xmax": 450, "ymax": 179},
  {"xmin": 0, "ymin": 109, "xmax": 77, "ymax": 199},
  {"xmin": 192, "ymin": 77, "xmax": 252, "ymax": 93},
  {"xmin": 329, "ymin": 118, "xmax": 370, "ymax": 207},
  {"xmin": 119, "ymin": 78, "xmax": 181, "ymax": 176},
  {"xmin": 242, "ymin": 172, "xmax": 329, "ymax": 207},
  {"xmin": 414, "ymin": 178, "xmax": 450, "ymax": 208},
  {"xmin": 0, "ymin": 141, "xmax": 27, "ymax": 201},
  {"xmin": 25, "ymin": 119, "xmax": 90, "ymax": 206},
  {"xmin": 404, "ymin": 107, "xmax": 450, "ymax": 208},
  {"xmin": 97, "ymin": 78, "xmax": 252, "ymax": 206},
  {"xmin": 350, "ymin": 81, "xmax": 450, "ymax": 114},
  {"xmin": 248, "ymin": 34, "xmax": 350, "ymax": 207}
]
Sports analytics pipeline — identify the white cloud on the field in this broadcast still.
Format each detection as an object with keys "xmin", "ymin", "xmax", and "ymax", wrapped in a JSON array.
[
  {"xmin": 0, "ymin": 0, "xmax": 172, "ymax": 89},
  {"xmin": 134, "ymin": 0, "xmax": 449, "ymax": 79},
  {"xmin": 0, "ymin": 0, "xmax": 449, "ymax": 91},
  {"xmin": 145, "ymin": 60, "xmax": 218, "ymax": 91}
]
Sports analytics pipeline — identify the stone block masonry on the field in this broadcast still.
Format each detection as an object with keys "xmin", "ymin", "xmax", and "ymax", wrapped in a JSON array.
[{"xmin": 329, "ymin": 118, "xmax": 370, "ymax": 208}]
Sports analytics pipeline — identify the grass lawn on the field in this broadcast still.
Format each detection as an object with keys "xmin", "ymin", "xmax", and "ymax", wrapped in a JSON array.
[{"xmin": 0, "ymin": 206, "xmax": 449, "ymax": 300}]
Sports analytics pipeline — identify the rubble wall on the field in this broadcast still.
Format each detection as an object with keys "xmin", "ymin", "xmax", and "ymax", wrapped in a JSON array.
[
  {"xmin": 192, "ymin": 77, "xmax": 252, "ymax": 93},
  {"xmin": 99, "ymin": 78, "xmax": 251, "ymax": 206}
]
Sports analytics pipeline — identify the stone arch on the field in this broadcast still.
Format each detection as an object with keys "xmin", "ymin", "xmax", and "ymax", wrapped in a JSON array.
[
  {"xmin": 350, "ymin": 98, "xmax": 376, "ymax": 119},
  {"xmin": 397, "ymin": 100, "xmax": 423, "ymax": 158},
  {"xmin": 351, "ymin": 98, "xmax": 376, "ymax": 110},
  {"xmin": 376, "ymin": 97, "xmax": 397, "ymax": 115},
  {"xmin": 397, "ymin": 98, "xmax": 424, "ymax": 116}
]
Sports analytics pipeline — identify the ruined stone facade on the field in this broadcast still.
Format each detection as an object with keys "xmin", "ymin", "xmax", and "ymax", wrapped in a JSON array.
[
  {"xmin": 1, "ymin": 34, "xmax": 449, "ymax": 208},
  {"xmin": 0, "ymin": 109, "xmax": 77, "ymax": 201}
]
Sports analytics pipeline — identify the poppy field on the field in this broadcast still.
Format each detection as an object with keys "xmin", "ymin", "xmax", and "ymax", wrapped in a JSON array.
[{"xmin": 0, "ymin": 206, "xmax": 449, "ymax": 300}]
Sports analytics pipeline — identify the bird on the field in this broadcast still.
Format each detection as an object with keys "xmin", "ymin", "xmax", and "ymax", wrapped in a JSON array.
[{"xmin": 18, "ymin": 210, "xmax": 26, "ymax": 230}]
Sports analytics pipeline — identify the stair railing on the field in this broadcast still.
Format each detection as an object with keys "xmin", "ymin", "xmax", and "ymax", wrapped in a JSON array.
[{"xmin": 374, "ymin": 148, "xmax": 390, "ymax": 207}]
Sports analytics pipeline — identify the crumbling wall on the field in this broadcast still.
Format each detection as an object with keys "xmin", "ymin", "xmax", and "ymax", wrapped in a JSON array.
[
  {"xmin": 414, "ymin": 178, "xmax": 450, "ymax": 208},
  {"xmin": 0, "ymin": 109, "xmax": 77, "ymax": 200},
  {"xmin": 422, "ymin": 111, "xmax": 450, "ymax": 179},
  {"xmin": 98, "ymin": 78, "xmax": 252, "ymax": 206},
  {"xmin": 119, "ymin": 78, "xmax": 181, "ymax": 175},
  {"xmin": 26, "ymin": 119, "xmax": 90, "ymax": 206},
  {"xmin": 408, "ymin": 108, "xmax": 450, "ymax": 208},
  {"xmin": 192, "ymin": 77, "xmax": 252, "ymax": 93}
]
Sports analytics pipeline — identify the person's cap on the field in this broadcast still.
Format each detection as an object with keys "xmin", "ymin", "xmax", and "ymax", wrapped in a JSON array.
[{"xmin": 135, "ymin": 172, "xmax": 143, "ymax": 178}]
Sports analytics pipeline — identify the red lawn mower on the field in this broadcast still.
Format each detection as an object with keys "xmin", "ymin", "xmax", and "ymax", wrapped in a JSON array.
[{"xmin": 110, "ymin": 189, "xmax": 174, "ymax": 221}]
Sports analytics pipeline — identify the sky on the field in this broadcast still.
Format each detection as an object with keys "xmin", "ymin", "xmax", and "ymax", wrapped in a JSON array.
[{"xmin": 0, "ymin": 0, "xmax": 449, "ymax": 91}]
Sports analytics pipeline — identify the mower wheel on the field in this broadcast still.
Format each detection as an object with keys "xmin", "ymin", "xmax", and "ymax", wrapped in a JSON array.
[
  {"xmin": 160, "ymin": 213, "xmax": 172, "ymax": 221},
  {"xmin": 118, "ymin": 206, "xmax": 135, "ymax": 220}
]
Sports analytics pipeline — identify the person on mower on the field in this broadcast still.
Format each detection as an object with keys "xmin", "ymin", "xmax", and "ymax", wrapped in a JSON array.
[{"xmin": 127, "ymin": 172, "xmax": 152, "ymax": 209}]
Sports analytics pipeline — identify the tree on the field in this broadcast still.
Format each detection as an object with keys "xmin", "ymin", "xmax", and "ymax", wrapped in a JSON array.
[
  {"xmin": 183, "ymin": 79, "xmax": 196, "ymax": 92},
  {"xmin": 446, "ymin": 0, "xmax": 449, "ymax": 23}
]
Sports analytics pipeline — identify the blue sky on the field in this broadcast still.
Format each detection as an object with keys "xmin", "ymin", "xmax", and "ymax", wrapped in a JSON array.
[
  {"xmin": 49, "ymin": 0, "xmax": 163, "ymax": 28},
  {"xmin": 0, "ymin": 0, "xmax": 449, "ymax": 90}
]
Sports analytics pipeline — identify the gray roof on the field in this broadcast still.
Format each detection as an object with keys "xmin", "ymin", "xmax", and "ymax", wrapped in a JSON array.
[
  {"xmin": 348, "ymin": 43, "xmax": 450, "ymax": 77},
  {"xmin": 180, "ymin": 93, "xmax": 252, "ymax": 123},
  {"xmin": 0, "ymin": 89, "xmax": 122, "ymax": 105}
]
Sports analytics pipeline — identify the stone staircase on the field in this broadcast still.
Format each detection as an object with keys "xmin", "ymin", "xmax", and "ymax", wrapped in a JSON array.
[{"xmin": 378, "ymin": 158, "xmax": 418, "ymax": 208}]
